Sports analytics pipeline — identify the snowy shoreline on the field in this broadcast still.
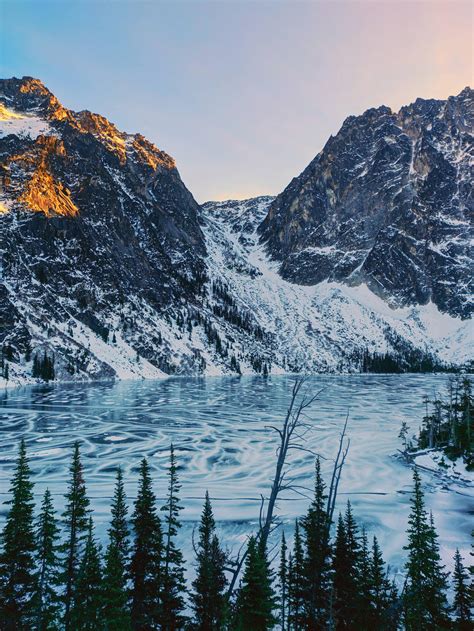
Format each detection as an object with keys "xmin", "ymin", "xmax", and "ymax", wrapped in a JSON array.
[
  {"xmin": 396, "ymin": 447, "xmax": 474, "ymax": 487},
  {"xmin": 1, "ymin": 368, "xmax": 469, "ymax": 393}
]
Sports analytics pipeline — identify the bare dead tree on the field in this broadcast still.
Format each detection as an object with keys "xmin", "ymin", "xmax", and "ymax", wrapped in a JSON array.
[
  {"xmin": 326, "ymin": 411, "xmax": 350, "ymax": 535},
  {"xmin": 225, "ymin": 377, "xmax": 350, "ymax": 599},
  {"xmin": 259, "ymin": 377, "xmax": 323, "ymax": 549},
  {"xmin": 226, "ymin": 377, "xmax": 322, "ymax": 596}
]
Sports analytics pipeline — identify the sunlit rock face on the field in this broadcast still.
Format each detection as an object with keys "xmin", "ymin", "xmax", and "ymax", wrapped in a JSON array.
[
  {"xmin": 0, "ymin": 77, "xmax": 207, "ymax": 381},
  {"xmin": 5, "ymin": 135, "xmax": 79, "ymax": 217},
  {"xmin": 260, "ymin": 88, "xmax": 473, "ymax": 318}
]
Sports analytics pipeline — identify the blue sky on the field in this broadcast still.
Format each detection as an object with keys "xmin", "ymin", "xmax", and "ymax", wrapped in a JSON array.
[{"xmin": 1, "ymin": 0, "xmax": 472, "ymax": 202}]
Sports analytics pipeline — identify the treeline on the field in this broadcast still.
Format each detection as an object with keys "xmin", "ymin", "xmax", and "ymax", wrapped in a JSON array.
[
  {"xmin": 0, "ymin": 345, "xmax": 16, "ymax": 382},
  {"xmin": 359, "ymin": 349, "xmax": 446, "ymax": 374},
  {"xmin": 400, "ymin": 377, "xmax": 473, "ymax": 470},
  {"xmin": 1, "ymin": 348, "xmax": 56, "ymax": 382},
  {"xmin": 32, "ymin": 352, "xmax": 56, "ymax": 382},
  {"xmin": 210, "ymin": 280, "xmax": 267, "ymax": 342},
  {"xmin": 0, "ymin": 443, "xmax": 471, "ymax": 630}
]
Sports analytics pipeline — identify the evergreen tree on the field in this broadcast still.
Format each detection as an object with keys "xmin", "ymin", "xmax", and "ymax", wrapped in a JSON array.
[
  {"xmin": 301, "ymin": 457, "xmax": 331, "ymax": 628},
  {"xmin": 332, "ymin": 502, "xmax": 361, "ymax": 629},
  {"xmin": 103, "ymin": 467, "xmax": 131, "ymax": 630},
  {"xmin": 459, "ymin": 378, "xmax": 473, "ymax": 467},
  {"xmin": 332, "ymin": 513, "xmax": 347, "ymax": 629},
  {"xmin": 403, "ymin": 468, "xmax": 450, "ymax": 630},
  {"xmin": 368, "ymin": 536, "xmax": 398, "ymax": 630},
  {"xmin": 287, "ymin": 521, "xmax": 305, "ymax": 630},
  {"xmin": 427, "ymin": 511, "xmax": 451, "ymax": 626},
  {"xmin": 415, "ymin": 378, "xmax": 473, "ymax": 466},
  {"xmin": 0, "ymin": 440, "xmax": 37, "ymax": 630},
  {"xmin": 61, "ymin": 442, "xmax": 90, "ymax": 631},
  {"xmin": 32, "ymin": 352, "xmax": 55, "ymax": 382},
  {"xmin": 369, "ymin": 535, "xmax": 385, "ymax": 618},
  {"xmin": 278, "ymin": 531, "xmax": 288, "ymax": 631},
  {"xmin": 355, "ymin": 528, "xmax": 372, "ymax": 629},
  {"xmin": 191, "ymin": 491, "xmax": 227, "ymax": 630},
  {"xmin": 130, "ymin": 458, "xmax": 163, "ymax": 630},
  {"xmin": 71, "ymin": 517, "xmax": 103, "ymax": 630},
  {"xmin": 33, "ymin": 489, "xmax": 60, "ymax": 630},
  {"xmin": 234, "ymin": 536, "xmax": 277, "ymax": 631},
  {"xmin": 452, "ymin": 548, "xmax": 471, "ymax": 630},
  {"xmin": 160, "ymin": 445, "xmax": 187, "ymax": 630}
]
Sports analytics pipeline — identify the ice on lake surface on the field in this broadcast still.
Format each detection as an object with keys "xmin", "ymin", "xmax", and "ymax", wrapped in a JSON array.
[{"xmin": 0, "ymin": 374, "xmax": 472, "ymax": 578}]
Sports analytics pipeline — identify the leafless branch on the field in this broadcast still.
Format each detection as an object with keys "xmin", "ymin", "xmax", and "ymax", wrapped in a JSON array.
[{"xmin": 326, "ymin": 412, "xmax": 350, "ymax": 532}]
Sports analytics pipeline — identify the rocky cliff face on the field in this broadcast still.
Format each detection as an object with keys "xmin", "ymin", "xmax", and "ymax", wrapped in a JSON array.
[
  {"xmin": 260, "ymin": 88, "xmax": 473, "ymax": 318},
  {"xmin": 0, "ymin": 78, "xmax": 471, "ymax": 386},
  {"xmin": 1, "ymin": 77, "xmax": 209, "ymax": 381}
]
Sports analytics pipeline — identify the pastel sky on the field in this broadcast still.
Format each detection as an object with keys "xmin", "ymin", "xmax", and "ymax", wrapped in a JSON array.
[{"xmin": 1, "ymin": 0, "xmax": 472, "ymax": 202}]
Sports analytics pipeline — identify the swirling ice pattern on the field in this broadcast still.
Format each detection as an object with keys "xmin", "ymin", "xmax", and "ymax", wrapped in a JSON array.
[{"xmin": 0, "ymin": 375, "xmax": 472, "ymax": 574}]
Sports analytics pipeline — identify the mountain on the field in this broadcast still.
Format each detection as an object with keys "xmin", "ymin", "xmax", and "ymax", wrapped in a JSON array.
[
  {"xmin": 201, "ymin": 197, "xmax": 470, "ymax": 375},
  {"xmin": 0, "ymin": 78, "xmax": 472, "ymax": 386},
  {"xmin": 0, "ymin": 77, "xmax": 208, "ymax": 381},
  {"xmin": 260, "ymin": 88, "xmax": 473, "ymax": 319}
]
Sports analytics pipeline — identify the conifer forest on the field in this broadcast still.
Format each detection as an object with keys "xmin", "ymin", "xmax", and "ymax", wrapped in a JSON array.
[{"xmin": 0, "ymin": 377, "xmax": 472, "ymax": 630}]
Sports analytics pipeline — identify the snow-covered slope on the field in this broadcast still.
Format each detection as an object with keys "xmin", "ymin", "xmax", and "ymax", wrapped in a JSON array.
[
  {"xmin": 0, "ymin": 78, "xmax": 472, "ymax": 387},
  {"xmin": 201, "ymin": 197, "xmax": 472, "ymax": 373}
]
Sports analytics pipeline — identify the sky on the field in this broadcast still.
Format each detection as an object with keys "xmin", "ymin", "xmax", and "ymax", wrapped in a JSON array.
[{"xmin": 1, "ymin": 0, "xmax": 472, "ymax": 202}]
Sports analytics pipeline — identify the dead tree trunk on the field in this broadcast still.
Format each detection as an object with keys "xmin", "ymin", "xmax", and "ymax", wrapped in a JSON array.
[
  {"xmin": 259, "ymin": 377, "xmax": 322, "ymax": 549},
  {"xmin": 326, "ymin": 412, "xmax": 350, "ymax": 535},
  {"xmin": 226, "ymin": 377, "xmax": 350, "ymax": 599},
  {"xmin": 226, "ymin": 377, "xmax": 320, "ymax": 596}
]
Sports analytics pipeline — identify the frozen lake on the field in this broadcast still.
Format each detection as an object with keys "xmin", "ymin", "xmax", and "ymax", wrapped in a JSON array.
[{"xmin": 0, "ymin": 374, "xmax": 472, "ymax": 578}]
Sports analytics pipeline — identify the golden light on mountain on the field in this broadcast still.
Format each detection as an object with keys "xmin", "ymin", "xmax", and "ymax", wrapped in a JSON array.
[
  {"xmin": 132, "ymin": 134, "xmax": 176, "ymax": 171},
  {"xmin": 6, "ymin": 135, "xmax": 79, "ymax": 218},
  {"xmin": 0, "ymin": 103, "xmax": 24, "ymax": 121},
  {"xmin": 19, "ymin": 168, "xmax": 79, "ymax": 217},
  {"xmin": 19, "ymin": 77, "xmax": 70, "ymax": 122},
  {"xmin": 75, "ymin": 110, "xmax": 128, "ymax": 164}
]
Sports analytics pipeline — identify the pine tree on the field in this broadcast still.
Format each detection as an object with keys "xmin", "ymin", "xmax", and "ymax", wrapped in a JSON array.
[
  {"xmin": 234, "ymin": 536, "xmax": 277, "ymax": 631},
  {"xmin": 32, "ymin": 354, "xmax": 40, "ymax": 378},
  {"xmin": 398, "ymin": 421, "xmax": 410, "ymax": 452},
  {"xmin": 452, "ymin": 548, "xmax": 471, "ymax": 630},
  {"xmin": 278, "ymin": 531, "xmax": 288, "ymax": 631},
  {"xmin": 160, "ymin": 444, "xmax": 187, "ymax": 630},
  {"xmin": 403, "ymin": 468, "xmax": 450, "ymax": 630},
  {"xmin": 33, "ymin": 489, "xmax": 61, "ymax": 630},
  {"xmin": 332, "ymin": 513, "xmax": 347, "ymax": 629},
  {"xmin": 355, "ymin": 528, "xmax": 372, "ymax": 629},
  {"xmin": 0, "ymin": 440, "xmax": 37, "ymax": 630},
  {"xmin": 103, "ymin": 467, "xmax": 131, "ymax": 630},
  {"xmin": 32, "ymin": 352, "xmax": 55, "ymax": 381},
  {"xmin": 191, "ymin": 491, "xmax": 227, "ymax": 630},
  {"xmin": 130, "ymin": 457, "xmax": 163, "ymax": 630},
  {"xmin": 71, "ymin": 517, "xmax": 103, "ymax": 630},
  {"xmin": 368, "ymin": 536, "xmax": 398, "ymax": 630},
  {"xmin": 332, "ymin": 502, "xmax": 361, "ymax": 629},
  {"xmin": 61, "ymin": 442, "xmax": 90, "ymax": 631},
  {"xmin": 459, "ymin": 378, "xmax": 473, "ymax": 466},
  {"xmin": 426, "ymin": 511, "xmax": 450, "ymax": 626},
  {"xmin": 301, "ymin": 457, "xmax": 331, "ymax": 628},
  {"xmin": 287, "ymin": 520, "xmax": 305, "ymax": 630}
]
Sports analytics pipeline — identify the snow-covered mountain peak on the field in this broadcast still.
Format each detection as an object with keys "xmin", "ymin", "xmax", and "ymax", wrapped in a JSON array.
[
  {"xmin": 0, "ymin": 81, "xmax": 472, "ymax": 387},
  {"xmin": 0, "ymin": 77, "xmax": 178, "ymax": 219},
  {"xmin": 260, "ymin": 87, "xmax": 473, "ymax": 319}
]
